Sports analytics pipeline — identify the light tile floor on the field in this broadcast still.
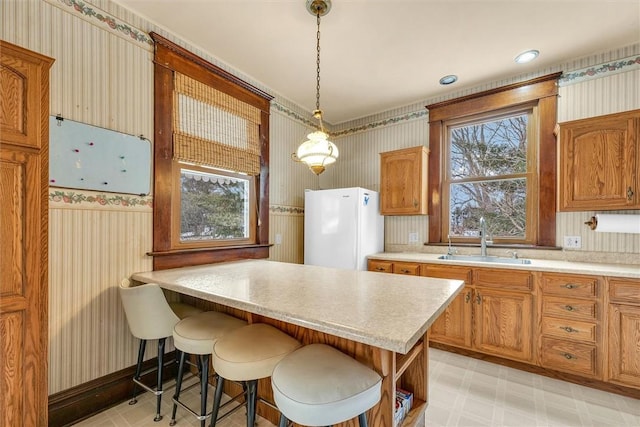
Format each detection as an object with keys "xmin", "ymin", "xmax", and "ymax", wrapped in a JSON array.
[{"xmin": 75, "ymin": 349, "xmax": 640, "ymax": 426}]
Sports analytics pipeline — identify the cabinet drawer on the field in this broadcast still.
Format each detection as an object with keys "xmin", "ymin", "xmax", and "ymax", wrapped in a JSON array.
[
  {"xmin": 541, "ymin": 337, "xmax": 598, "ymax": 377},
  {"xmin": 541, "ymin": 317, "xmax": 597, "ymax": 343},
  {"xmin": 609, "ymin": 278, "xmax": 640, "ymax": 305},
  {"xmin": 543, "ymin": 297, "xmax": 598, "ymax": 320},
  {"xmin": 541, "ymin": 273, "xmax": 598, "ymax": 298},
  {"xmin": 393, "ymin": 262, "xmax": 421, "ymax": 275},
  {"xmin": 421, "ymin": 265, "xmax": 472, "ymax": 284},
  {"xmin": 474, "ymin": 269, "xmax": 532, "ymax": 291},
  {"xmin": 368, "ymin": 260, "xmax": 393, "ymax": 273}
]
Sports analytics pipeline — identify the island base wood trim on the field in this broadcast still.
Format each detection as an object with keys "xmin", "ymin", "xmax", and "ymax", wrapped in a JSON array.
[
  {"xmin": 48, "ymin": 351, "xmax": 177, "ymax": 427},
  {"xmin": 429, "ymin": 342, "xmax": 640, "ymax": 399}
]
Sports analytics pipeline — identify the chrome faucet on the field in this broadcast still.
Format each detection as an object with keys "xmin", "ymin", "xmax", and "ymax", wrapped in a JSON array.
[{"xmin": 479, "ymin": 217, "xmax": 488, "ymax": 257}]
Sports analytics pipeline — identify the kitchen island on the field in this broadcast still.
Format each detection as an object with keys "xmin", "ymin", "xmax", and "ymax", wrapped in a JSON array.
[{"xmin": 131, "ymin": 259, "xmax": 464, "ymax": 426}]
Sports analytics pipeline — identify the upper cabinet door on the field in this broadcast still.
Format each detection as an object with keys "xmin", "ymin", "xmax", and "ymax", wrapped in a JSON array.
[
  {"xmin": 558, "ymin": 109, "xmax": 639, "ymax": 211},
  {"xmin": 0, "ymin": 44, "xmax": 51, "ymax": 149},
  {"xmin": 380, "ymin": 146, "xmax": 429, "ymax": 215}
]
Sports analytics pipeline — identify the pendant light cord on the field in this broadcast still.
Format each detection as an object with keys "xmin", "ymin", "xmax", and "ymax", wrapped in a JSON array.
[{"xmin": 315, "ymin": 9, "xmax": 322, "ymax": 114}]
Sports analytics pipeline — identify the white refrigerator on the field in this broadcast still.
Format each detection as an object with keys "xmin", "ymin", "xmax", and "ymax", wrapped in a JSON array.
[{"xmin": 304, "ymin": 187, "xmax": 384, "ymax": 270}]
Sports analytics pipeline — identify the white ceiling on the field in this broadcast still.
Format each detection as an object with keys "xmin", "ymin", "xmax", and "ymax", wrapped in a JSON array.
[{"xmin": 113, "ymin": 0, "xmax": 640, "ymax": 124}]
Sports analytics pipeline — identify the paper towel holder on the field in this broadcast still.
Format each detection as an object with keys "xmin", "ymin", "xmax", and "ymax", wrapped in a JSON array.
[{"xmin": 584, "ymin": 216, "xmax": 598, "ymax": 230}]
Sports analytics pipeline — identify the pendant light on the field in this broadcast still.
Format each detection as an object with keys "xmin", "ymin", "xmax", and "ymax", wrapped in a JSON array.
[{"xmin": 292, "ymin": 0, "xmax": 339, "ymax": 175}]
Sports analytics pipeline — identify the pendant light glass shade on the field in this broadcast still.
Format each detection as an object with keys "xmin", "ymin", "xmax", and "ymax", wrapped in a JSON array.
[{"xmin": 296, "ymin": 129, "xmax": 339, "ymax": 175}]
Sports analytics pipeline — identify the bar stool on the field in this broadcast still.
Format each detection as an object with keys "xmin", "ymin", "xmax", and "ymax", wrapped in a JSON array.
[
  {"xmin": 119, "ymin": 279, "xmax": 203, "ymax": 422},
  {"xmin": 210, "ymin": 323, "xmax": 301, "ymax": 427},
  {"xmin": 271, "ymin": 343, "xmax": 382, "ymax": 426},
  {"xmin": 170, "ymin": 311, "xmax": 247, "ymax": 427}
]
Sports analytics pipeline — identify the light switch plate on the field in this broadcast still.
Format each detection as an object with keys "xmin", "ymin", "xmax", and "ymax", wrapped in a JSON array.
[{"xmin": 408, "ymin": 232, "xmax": 419, "ymax": 243}]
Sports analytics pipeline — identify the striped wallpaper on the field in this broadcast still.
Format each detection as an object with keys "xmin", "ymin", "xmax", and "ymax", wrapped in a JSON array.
[{"xmin": 1, "ymin": 0, "xmax": 638, "ymax": 395}]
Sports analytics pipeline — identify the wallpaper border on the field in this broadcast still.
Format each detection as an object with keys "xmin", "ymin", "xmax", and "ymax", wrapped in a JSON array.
[
  {"xmin": 42, "ymin": 0, "xmax": 154, "ymax": 50},
  {"xmin": 49, "ymin": 189, "xmax": 153, "ymax": 210},
  {"xmin": 559, "ymin": 55, "xmax": 640, "ymax": 86}
]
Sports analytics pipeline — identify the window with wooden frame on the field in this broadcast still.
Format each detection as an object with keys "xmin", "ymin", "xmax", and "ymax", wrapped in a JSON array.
[
  {"xmin": 150, "ymin": 33, "xmax": 272, "ymax": 270},
  {"xmin": 426, "ymin": 73, "xmax": 561, "ymax": 247}
]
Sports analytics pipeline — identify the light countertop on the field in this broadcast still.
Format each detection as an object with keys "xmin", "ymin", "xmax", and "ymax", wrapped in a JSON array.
[
  {"xmin": 368, "ymin": 252, "xmax": 640, "ymax": 279},
  {"xmin": 131, "ymin": 259, "xmax": 464, "ymax": 354}
]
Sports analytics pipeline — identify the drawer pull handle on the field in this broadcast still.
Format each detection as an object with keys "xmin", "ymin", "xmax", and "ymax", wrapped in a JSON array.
[
  {"xmin": 376, "ymin": 267, "xmax": 386, "ymax": 271},
  {"xmin": 564, "ymin": 353, "xmax": 575, "ymax": 360},
  {"xmin": 561, "ymin": 326, "xmax": 577, "ymax": 333},
  {"xmin": 564, "ymin": 283, "xmax": 576, "ymax": 289},
  {"xmin": 400, "ymin": 269, "xmax": 410, "ymax": 274},
  {"xmin": 565, "ymin": 305, "xmax": 575, "ymax": 312}
]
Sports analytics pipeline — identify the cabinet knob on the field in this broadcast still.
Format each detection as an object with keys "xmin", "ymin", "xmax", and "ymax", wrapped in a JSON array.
[
  {"xmin": 564, "ymin": 283, "xmax": 576, "ymax": 289},
  {"xmin": 465, "ymin": 292, "xmax": 471, "ymax": 303},
  {"xmin": 628, "ymin": 186, "xmax": 634, "ymax": 201},
  {"xmin": 563, "ymin": 353, "xmax": 575, "ymax": 360},
  {"xmin": 376, "ymin": 267, "xmax": 385, "ymax": 271},
  {"xmin": 564, "ymin": 305, "xmax": 575, "ymax": 312},
  {"xmin": 475, "ymin": 293, "xmax": 482, "ymax": 305},
  {"xmin": 561, "ymin": 326, "xmax": 576, "ymax": 333}
]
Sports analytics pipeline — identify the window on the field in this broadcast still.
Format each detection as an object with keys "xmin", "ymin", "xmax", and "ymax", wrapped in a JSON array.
[
  {"xmin": 176, "ymin": 166, "xmax": 256, "ymax": 246},
  {"xmin": 150, "ymin": 32, "xmax": 272, "ymax": 269},
  {"xmin": 444, "ymin": 106, "xmax": 537, "ymax": 244},
  {"xmin": 427, "ymin": 73, "xmax": 561, "ymax": 247}
]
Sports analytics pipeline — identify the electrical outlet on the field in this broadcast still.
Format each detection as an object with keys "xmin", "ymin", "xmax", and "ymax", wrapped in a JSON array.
[
  {"xmin": 275, "ymin": 233, "xmax": 282, "ymax": 245},
  {"xmin": 408, "ymin": 232, "xmax": 419, "ymax": 243},
  {"xmin": 563, "ymin": 235, "xmax": 581, "ymax": 249}
]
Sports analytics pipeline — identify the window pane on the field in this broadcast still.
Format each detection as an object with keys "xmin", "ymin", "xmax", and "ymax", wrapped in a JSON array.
[
  {"xmin": 449, "ymin": 114, "xmax": 528, "ymax": 179},
  {"xmin": 180, "ymin": 169, "xmax": 249, "ymax": 241},
  {"xmin": 449, "ymin": 179, "xmax": 526, "ymax": 238}
]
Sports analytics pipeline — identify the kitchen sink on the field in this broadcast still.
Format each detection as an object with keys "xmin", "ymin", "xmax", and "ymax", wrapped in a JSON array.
[{"xmin": 438, "ymin": 254, "xmax": 532, "ymax": 265}]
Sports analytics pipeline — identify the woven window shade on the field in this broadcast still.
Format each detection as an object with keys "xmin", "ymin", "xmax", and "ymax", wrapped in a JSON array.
[{"xmin": 173, "ymin": 72, "xmax": 262, "ymax": 175}]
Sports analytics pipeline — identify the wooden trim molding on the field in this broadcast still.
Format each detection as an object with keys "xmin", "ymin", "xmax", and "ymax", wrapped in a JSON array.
[
  {"xmin": 426, "ymin": 73, "xmax": 560, "ymax": 246},
  {"xmin": 48, "ymin": 352, "xmax": 177, "ymax": 427},
  {"xmin": 149, "ymin": 33, "xmax": 272, "ymax": 270}
]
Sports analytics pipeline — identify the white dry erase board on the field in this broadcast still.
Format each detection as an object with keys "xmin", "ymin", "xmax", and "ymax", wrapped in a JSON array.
[{"xmin": 49, "ymin": 116, "xmax": 151, "ymax": 195}]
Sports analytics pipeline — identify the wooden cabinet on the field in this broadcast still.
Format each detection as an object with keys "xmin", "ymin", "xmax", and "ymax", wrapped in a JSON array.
[
  {"xmin": 369, "ymin": 257, "xmax": 640, "ymax": 397},
  {"xmin": 539, "ymin": 273, "xmax": 603, "ymax": 379},
  {"xmin": 558, "ymin": 109, "xmax": 640, "ymax": 211},
  {"xmin": 0, "ymin": 40, "xmax": 54, "ymax": 427},
  {"xmin": 423, "ymin": 264, "xmax": 534, "ymax": 363},
  {"xmin": 422, "ymin": 265, "xmax": 472, "ymax": 348},
  {"xmin": 380, "ymin": 146, "xmax": 428, "ymax": 215},
  {"xmin": 608, "ymin": 278, "xmax": 640, "ymax": 389},
  {"xmin": 473, "ymin": 269, "xmax": 534, "ymax": 362}
]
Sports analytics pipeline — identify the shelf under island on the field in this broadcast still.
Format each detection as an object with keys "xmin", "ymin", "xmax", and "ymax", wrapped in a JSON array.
[{"xmin": 131, "ymin": 259, "xmax": 464, "ymax": 426}]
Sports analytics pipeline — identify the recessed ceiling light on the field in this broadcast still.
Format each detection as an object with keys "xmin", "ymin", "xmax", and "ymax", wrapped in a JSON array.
[
  {"xmin": 439, "ymin": 75, "xmax": 458, "ymax": 85},
  {"xmin": 515, "ymin": 50, "xmax": 539, "ymax": 64}
]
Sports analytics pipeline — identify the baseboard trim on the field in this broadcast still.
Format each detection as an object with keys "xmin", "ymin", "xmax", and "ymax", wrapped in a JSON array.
[{"xmin": 48, "ymin": 350, "xmax": 177, "ymax": 427}]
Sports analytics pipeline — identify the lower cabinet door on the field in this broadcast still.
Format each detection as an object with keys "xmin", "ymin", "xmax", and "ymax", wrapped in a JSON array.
[
  {"xmin": 430, "ymin": 287, "xmax": 472, "ymax": 348},
  {"xmin": 609, "ymin": 304, "xmax": 640, "ymax": 388},
  {"xmin": 473, "ymin": 289, "xmax": 533, "ymax": 362}
]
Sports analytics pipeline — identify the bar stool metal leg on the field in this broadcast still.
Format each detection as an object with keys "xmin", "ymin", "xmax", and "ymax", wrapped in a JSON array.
[
  {"xmin": 129, "ymin": 339, "xmax": 147, "ymax": 405},
  {"xmin": 246, "ymin": 380, "xmax": 258, "ymax": 427},
  {"xmin": 210, "ymin": 376, "xmax": 225, "ymax": 426},
  {"xmin": 358, "ymin": 413, "xmax": 368, "ymax": 427},
  {"xmin": 170, "ymin": 350, "xmax": 188, "ymax": 426},
  {"xmin": 154, "ymin": 338, "xmax": 166, "ymax": 421},
  {"xmin": 200, "ymin": 354, "xmax": 210, "ymax": 427}
]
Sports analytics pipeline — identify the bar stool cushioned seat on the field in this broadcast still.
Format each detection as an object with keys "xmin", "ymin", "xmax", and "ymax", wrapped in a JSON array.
[
  {"xmin": 272, "ymin": 343, "xmax": 382, "ymax": 426},
  {"xmin": 170, "ymin": 311, "xmax": 247, "ymax": 427},
  {"xmin": 211, "ymin": 323, "xmax": 301, "ymax": 426}
]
